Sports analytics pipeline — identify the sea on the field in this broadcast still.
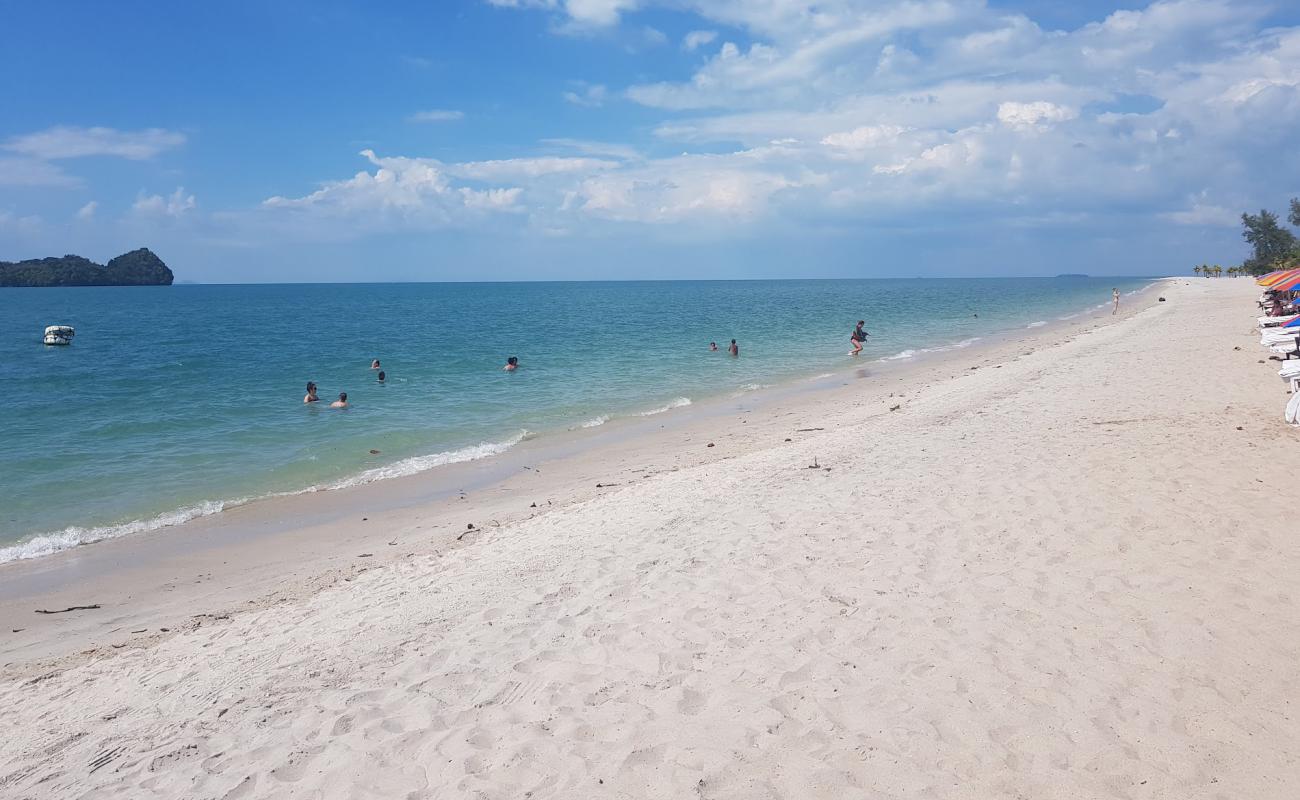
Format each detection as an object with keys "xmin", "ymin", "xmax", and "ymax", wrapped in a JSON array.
[{"xmin": 0, "ymin": 277, "xmax": 1154, "ymax": 562}]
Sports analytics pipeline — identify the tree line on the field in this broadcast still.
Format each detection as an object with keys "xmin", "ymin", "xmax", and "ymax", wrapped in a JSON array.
[{"xmin": 1216, "ymin": 198, "xmax": 1300, "ymax": 277}]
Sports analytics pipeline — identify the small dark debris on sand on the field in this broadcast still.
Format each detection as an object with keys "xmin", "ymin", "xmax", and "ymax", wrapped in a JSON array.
[{"xmin": 35, "ymin": 605, "xmax": 101, "ymax": 615}]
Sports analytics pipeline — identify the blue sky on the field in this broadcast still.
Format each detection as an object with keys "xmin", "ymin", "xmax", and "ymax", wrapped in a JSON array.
[{"xmin": 2, "ymin": 0, "xmax": 1298, "ymax": 282}]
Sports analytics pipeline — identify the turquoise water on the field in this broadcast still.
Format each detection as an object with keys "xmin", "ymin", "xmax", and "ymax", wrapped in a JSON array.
[{"xmin": 0, "ymin": 277, "xmax": 1152, "ymax": 561}]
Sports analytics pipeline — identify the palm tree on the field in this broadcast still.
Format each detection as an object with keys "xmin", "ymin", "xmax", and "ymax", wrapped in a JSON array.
[
  {"xmin": 1193, "ymin": 265, "xmax": 1203, "ymax": 277},
  {"xmin": 1213, "ymin": 264, "xmax": 1222, "ymax": 277}
]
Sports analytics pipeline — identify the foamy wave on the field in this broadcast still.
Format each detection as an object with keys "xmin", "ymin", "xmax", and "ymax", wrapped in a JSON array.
[
  {"xmin": 0, "ymin": 500, "xmax": 232, "ymax": 564},
  {"xmin": 580, "ymin": 415, "xmax": 609, "ymax": 428},
  {"xmin": 882, "ymin": 349, "xmax": 917, "ymax": 361},
  {"xmin": 1026, "ymin": 320, "xmax": 1047, "ymax": 328},
  {"xmin": 327, "ymin": 431, "xmax": 529, "ymax": 490},
  {"xmin": 732, "ymin": 383, "xmax": 771, "ymax": 396},
  {"xmin": 0, "ymin": 432, "xmax": 532, "ymax": 564},
  {"xmin": 638, "ymin": 397, "xmax": 692, "ymax": 416}
]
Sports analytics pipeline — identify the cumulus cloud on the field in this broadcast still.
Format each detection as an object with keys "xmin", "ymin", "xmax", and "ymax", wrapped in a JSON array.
[
  {"xmin": 261, "ymin": 150, "xmax": 526, "ymax": 231},
  {"xmin": 134, "ymin": 188, "xmax": 196, "ymax": 217},
  {"xmin": 256, "ymin": 1, "xmax": 1300, "ymax": 244},
  {"xmin": 4, "ymin": 126, "xmax": 185, "ymax": 160},
  {"xmin": 997, "ymin": 101, "xmax": 1078, "ymax": 132},
  {"xmin": 409, "ymin": 109, "xmax": 465, "ymax": 122},
  {"xmin": 75, "ymin": 201, "xmax": 98, "ymax": 220}
]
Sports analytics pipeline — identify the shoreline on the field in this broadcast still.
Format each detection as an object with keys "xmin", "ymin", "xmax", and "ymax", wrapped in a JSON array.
[
  {"xmin": 1, "ymin": 280, "xmax": 1163, "ymax": 673},
  {"xmin": 5, "ymin": 276, "xmax": 1299, "ymax": 798},
  {"xmin": 0, "ymin": 281, "xmax": 1159, "ymax": 568}
]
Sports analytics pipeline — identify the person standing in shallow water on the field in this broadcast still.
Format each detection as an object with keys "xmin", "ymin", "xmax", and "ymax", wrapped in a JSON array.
[
  {"xmin": 728, "ymin": 339, "xmax": 739, "ymax": 357},
  {"xmin": 850, "ymin": 320, "xmax": 869, "ymax": 356},
  {"xmin": 303, "ymin": 382, "xmax": 319, "ymax": 403},
  {"xmin": 1112, "ymin": 288, "xmax": 1120, "ymax": 315}
]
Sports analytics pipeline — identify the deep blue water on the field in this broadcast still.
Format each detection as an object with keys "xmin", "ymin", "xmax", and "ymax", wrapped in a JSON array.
[{"xmin": 0, "ymin": 277, "xmax": 1151, "ymax": 560}]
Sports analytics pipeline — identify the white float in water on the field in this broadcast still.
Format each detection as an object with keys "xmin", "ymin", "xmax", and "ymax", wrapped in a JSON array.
[{"xmin": 43, "ymin": 325, "xmax": 75, "ymax": 346}]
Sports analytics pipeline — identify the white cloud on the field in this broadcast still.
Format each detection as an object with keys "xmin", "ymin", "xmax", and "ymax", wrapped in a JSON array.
[
  {"xmin": 996, "ymin": 101, "xmax": 1078, "ymax": 132},
  {"xmin": 134, "ymin": 187, "xmax": 196, "ymax": 217},
  {"xmin": 0, "ymin": 156, "xmax": 79, "ymax": 187},
  {"xmin": 75, "ymin": 201, "xmax": 98, "ymax": 220},
  {"xmin": 258, "ymin": 1, "xmax": 1299, "ymax": 244},
  {"xmin": 486, "ymin": 0, "xmax": 636, "ymax": 28},
  {"xmin": 4, "ymin": 126, "xmax": 185, "ymax": 160},
  {"xmin": 450, "ymin": 156, "xmax": 619, "ymax": 180},
  {"xmin": 682, "ymin": 30, "xmax": 717, "ymax": 51},
  {"xmin": 260, "ymin": 150, "xmax": 525, "ymax": 231},
  {"xmin": 409, "ymin": 109, "xmax": 465, "ymax": 122},
  {"xmin": 563, "ymin": 83, "xmax": 608, "ymax": 107}
]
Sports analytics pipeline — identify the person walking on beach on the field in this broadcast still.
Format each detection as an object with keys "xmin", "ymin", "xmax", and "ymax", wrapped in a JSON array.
[
  {"xmin": 331, "ymin": 392, "xmax": 348, "ymax": 408},
  {"xmin": 850, "ymin": 320, "xmax": 869, "ymax": 356},
  {"xmin": 1112, "ymin": 288, "xmax": 1120, "ymax": 315},
  {"xmin": 303, "ymin": 382, "xmax": 319, "ymax": 403},
  {"xmin": 728, "ymin": 339, "xmax": 739, "ymax": 357}
]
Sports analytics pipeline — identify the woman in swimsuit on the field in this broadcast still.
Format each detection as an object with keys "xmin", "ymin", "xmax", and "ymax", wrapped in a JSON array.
[
  {"xmin": 303, "ymin": 382, "xmax": 319, "ymax": 403},
  {"xmin": 850, "ymin": 320, "xmax": 869, "ymax": 355}
]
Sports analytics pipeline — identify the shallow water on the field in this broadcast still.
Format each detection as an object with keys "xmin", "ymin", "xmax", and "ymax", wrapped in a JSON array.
[{"xmin": 0, "ymin": 277, "xmax": 1152, "ymax": 560}]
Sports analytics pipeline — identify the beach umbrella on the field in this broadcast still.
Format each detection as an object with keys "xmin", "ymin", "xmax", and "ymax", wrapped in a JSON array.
[
  {"xmin": 1269, "ymin": 274, "xmax": 1300, "ymax": 292},
  {"xmin": 1261, "ymin": 269, "xmax": 1300, "ymax": 287},
  {"xmin": 1284, "ymin": 316, "xmax": 1300, "ymax": 328}
]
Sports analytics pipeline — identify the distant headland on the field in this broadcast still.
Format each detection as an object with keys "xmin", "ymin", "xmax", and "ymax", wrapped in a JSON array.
[{"xmin": 0, "ymin": 248, "xmax": 174, "ymax": 287}]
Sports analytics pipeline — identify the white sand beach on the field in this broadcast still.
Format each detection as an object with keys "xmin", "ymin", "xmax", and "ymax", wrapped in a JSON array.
[{"xmin": 2, "ymin": 277, "xmax": 1299, "ymax": 799}]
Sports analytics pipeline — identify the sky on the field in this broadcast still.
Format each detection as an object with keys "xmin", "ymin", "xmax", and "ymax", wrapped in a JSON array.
[{"xmin": 1, "ymin": 0, "xmax": 1299, "ymax": 282}]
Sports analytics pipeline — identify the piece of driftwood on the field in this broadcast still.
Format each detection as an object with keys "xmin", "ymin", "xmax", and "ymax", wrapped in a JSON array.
[{"xmin": 34, "ymin": 605, "xmax": 100, "ymax": 614}]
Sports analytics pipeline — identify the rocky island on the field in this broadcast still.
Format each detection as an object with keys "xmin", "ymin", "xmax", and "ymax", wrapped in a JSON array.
[{"xmin": 0, "ymin": 248, "xmax": 174, "ymax": 287}]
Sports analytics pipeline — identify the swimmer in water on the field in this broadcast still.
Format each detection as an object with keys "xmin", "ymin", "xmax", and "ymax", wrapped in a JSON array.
[
  {"xmin": 377, "ymin": 370, "xmax": 386, "ymax": 383},
  {"xmin": 331, "ymin": 392, "xmax": 348, "ymax": 408},
  {"xmin": 849, "ymin": 320, "xmax": 869, "ymax": 356},
  {"xmin": 710, "ymin": 341, "xmax": 718, "ymax": 351},
  {"xmin": 371, "ymin": 359, "xmax": 381, "ymax": 370},
  {"xmin": 728, "ymin": 339, "xmax": 739, "ymax": 357},
  {"xmin": 304, "ymin": 382, "xmax": 319, "ymax": 403},
  {"xmin": 504, "ymin": 356, "xmax": 519, "ymax": 372}
]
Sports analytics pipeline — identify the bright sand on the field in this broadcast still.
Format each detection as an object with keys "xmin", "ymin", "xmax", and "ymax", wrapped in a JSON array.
[{"xmin": 2, "ymin": 277, "xmax": 1298, "ymax": 798}]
